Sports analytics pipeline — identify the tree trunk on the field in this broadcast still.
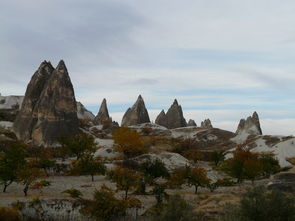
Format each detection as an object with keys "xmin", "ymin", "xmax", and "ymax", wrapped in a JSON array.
[
  {"xmin": 195, "ymin": 185, "xmax": 199, "ymax": 194},
  {"xmin": 91, "ymin": 174, "xmax": 94, "ymax": 182},
  {"xmin": 3, "ymin": 180, "xmax": 12, "ymax": 193},
  {"xmin": 125, "ymin": 188, "xmax": 129, "ymax": 200},
  {"xmin": 23, "ymin": 183, "xmax": 29, "ymax": 196}
]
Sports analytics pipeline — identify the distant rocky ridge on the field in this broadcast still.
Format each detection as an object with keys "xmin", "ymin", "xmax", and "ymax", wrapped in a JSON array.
[
  {"xmin": 201, "ymin": 119, "xmax": 213, "ymax": 129},
  {"xmin": 13, "ymin": 60, "xmax": 79, "ymax": 146},
  {"xmin": 77, "ymin": 102, "xmax": 95, "ymax": 121},
  {"xmin": 155, "ymin": 110, "xmax": 168, "ymax": 128},
  {"xmin": 121, "ymin": 95, "xmax": 150, "ymax": 126},
  {"xmin": 94, "ymin": 98, "xmax": 111, "ymax": 125},
  {"xmin": 236, "ymin": 111, "xmax": 262, "ymax": 135}
]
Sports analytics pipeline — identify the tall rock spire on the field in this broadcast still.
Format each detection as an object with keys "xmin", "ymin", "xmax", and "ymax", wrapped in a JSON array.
[
  {"xmin": 13, "ymin": 60, "xmax": 79, "ymax": 146},
  {"xmin": 165, "ymin": 99, "xmax": 187, "ymax": 129},
  {"xmin": 121, "ymin": 95, "xmax": 150, "ymax": 126},
  {"xmin": 201, "ymin": 119, "xmax": 213, "ymax": 129},
  {"xmin": 94, "ymin": 98, "xmax": 111, "ymax": 125},
  {"xmin": 236, "ymin": 111, "xmax": 262, "ymax": 135}
]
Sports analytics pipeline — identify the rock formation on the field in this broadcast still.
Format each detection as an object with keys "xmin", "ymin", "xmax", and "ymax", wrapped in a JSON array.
[
  {"xmin": 155, "ymin": 110, "xmax": 168, "ymax": 128},
  {"xmin": 121, "ymin": 95, "xmax": 150, "ymax": 126},
  {"xmin": 94, "ymin": 98, "xmax": 111, "ymax": 125},
  {"xmin": 201, "ymin": 119, "xmax": 213, "ymax": 129},
  {"xmin": 236, "ymin": 111, "xmax": 262, "ymax": 135},
  {"xmin": 187, "ymin": 119, "xmax": 197, "ymax": 127},
  {"xmin": 77, "ymin": 102, "xmax": 95, "ymax": 121},
  {"xmin": 165, "ymin": 99, "xmax": 187, "ymax": 129},
  {"xmin": 13, "ymin": 60, "xmax": 79, "ymax": 146}
]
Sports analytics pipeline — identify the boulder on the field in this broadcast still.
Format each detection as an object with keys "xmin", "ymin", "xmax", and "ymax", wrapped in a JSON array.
[
  {"xmin": 236, "ymin": 111, "xmax": 262, "ymax": 135},
  {"xmin": 187, "ymin": 119, "xmax": 197, "ymax": 127},
  {"xmin": 121, "ymin": 95, "xmax": 150, "ymax": 126},
  {"xmin": 201, "ymin": 119, "xmax": 213, "ymax": 129},
  {"xmin": 94, "ymin": 98, "xmax": 111, "ymax": 125},
  {"xmin": 165, "ymin": 99, "xmax": 187, "ymax": 129}
]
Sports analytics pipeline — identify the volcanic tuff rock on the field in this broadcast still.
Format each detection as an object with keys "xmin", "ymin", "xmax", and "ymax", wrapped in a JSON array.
[
  {"xmin": 121, "ymin": 95, "xmax": 150, "ymax": 126},
  {"xmin": 155, "ymin": 110, "xmax": 168, "ymax": 128},
  {"xmin": 165, "ymin": 99, "xmax": 187, "ymax": 129},
  {"xmin": 201, "ymin": 119, "xmax": 213, "ymax": 129},
  {"xmin": 13, "ymin": 60, "xmax": 79, "ymax": 146},
  {"xmin": 236, "ymin": 111, "xmax": 262, "ymax": 135},
  {"xmin": 77, "ymin": 102, "xmax": 95, "ymax": 121},
  {"xmin": 94, "ymin": 98, "xmax": 111, "ymax": 125},
  {"xmin": 187, "ymin": 119, "xmax": 197, "ymax": 127}
]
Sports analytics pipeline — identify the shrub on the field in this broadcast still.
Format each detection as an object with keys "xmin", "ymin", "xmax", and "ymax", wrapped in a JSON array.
[
  {"xmin": 62, "ymin": 188, "xmax": 83, "ymax": 199},
  {"xmin": 0, "ymin": 206, "xmax": 21, "ymax": 221},
  {"xmin": 222, "ymin": 186, "xmax": 295, "ymax": 221}
]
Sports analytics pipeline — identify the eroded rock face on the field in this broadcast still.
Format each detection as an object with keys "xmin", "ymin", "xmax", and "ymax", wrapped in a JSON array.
[
  {"xmin": 187, "ymin": 119, "xmax": 197, "ymax": 127},
  {"xmin": 94, "ymin": 98, "xmax": 111, "ymax": 125},
  {"xmin": 77, "ymin": 102, "xmax": 95, "ymax": 121},
  {"xmin": 14, "ymin": 60, "xmax": 79, "ymax": 146},
  {"xmin": 201, "ymin": 119, "xmax": 213, "ymax": 129},
  {"xmin": 121, "ymin": 95, "xmax": 150, "ymax": 126},
  {"xmin": 236, "ymin": 111, "xmax": 262, "ymax": 135},
  {"xmin": 155, "ymin": 110, "xmax": 168, "ymax": 128},
  {"xmin": 13, "ymin": 61, "xmax": 54, "ymax": 142},
  {"xmin": 165, "ymin": 99, "xmax": 187, "ymax": 129}
]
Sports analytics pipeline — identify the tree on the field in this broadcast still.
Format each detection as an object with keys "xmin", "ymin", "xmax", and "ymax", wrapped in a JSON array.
[
  {"xmin": 187, "ymin": 167, "xmax": 210, "ymax": 193},
  {"xmin": 152, "ymin": 195, "xmax": 198, "ymax": 221},
  {"xmin": 30, "ymin": 151, "xmax": 56, "ymax": 176},
  {"xmin": 222, "ymin": 186, "xmax": 295, "ymax": 221},
  {"xmin": 70, "ymin": 154, "xmax": 106, "ymax": 181},
  {"xmin": 0, "ymin": 142, "xmax": 27, "ymax": 192},
  {"xmin": 17, "ymin": 162, "xmax": 45, "ymax": 196},
  {"xmin": 108, "ymin": 167, "xmax": 140, "ymax": 200},
  {"xmin": 138, "ymin": 159, "xmax": 170, "ymax": 194},
  {"xmin": 152, "ymin": 184, "xmax": 169, "ymax": 204},
  {"xmin": 222, "ymin": 147, "xmax": 262, "ymax": 183},
  {"xmin": 259, "ymin": 153, "xmax": 280, "ymax": 177},
  {"xmin": 210, "ymin": 150, "xmax": 225, "ymax": 167},
  {"xmin": 60, "ymin": 134, "xmax": 96, "ymax": 160},
  {"xmin": 113, "ymin": 127, "xmax": 147, "ymax": 158},
  {"xmin": 80, "ymin": 184, "xmax": 127, "ymax": 221}
]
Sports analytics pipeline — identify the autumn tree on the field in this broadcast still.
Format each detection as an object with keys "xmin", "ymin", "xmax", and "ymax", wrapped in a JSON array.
[
  {"xmin": 108, "ymin": 167, "xmax": 141, "ymax": 199},
  {"xmin": 70, "ymin": 154, "xmax": 106, "ymax": 181},
  {"xmin": 222, "ymin": 147, "xmax": 262, "ymax": 183},
  {"xmin": 81, "ymin": 184, "xmax": 127, "ymax": 221},
  {"xmin": 0, "ymin": 142, "xmax": 27, "ymax": 192},
  {"xmin": 0, "ymin": 206, "xmax": 21, "ymax": 221},
  {"xmin": 17, "ymin": 161, "xmax": 45, "ymax": 196},
  {"xmin": 113, "ymin": 127, "xmax": 147, "ymax": 158},
  {"xmin": 60, "ymin": 134, "xmax": 96, "ymax": 160},
  {"xmin": 210, "ymin": 150, "xmax": 226, "ymax": 167}
]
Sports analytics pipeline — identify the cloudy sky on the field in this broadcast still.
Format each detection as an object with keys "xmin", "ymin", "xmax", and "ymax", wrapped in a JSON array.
[{"xmin": 1, "ymin": 0, "xmax": 295, "ymax": 135}]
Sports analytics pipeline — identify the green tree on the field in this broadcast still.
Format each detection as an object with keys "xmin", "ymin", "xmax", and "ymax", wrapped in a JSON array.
[
  {"xmin": 60, "ymin": 134, "xmax": 96, "ymax": 160},
  {"xmin": 210, "ymin": 150, "xmax": 226, "ymax": 167},
  {"xmin": 113, "ymin": 127, "xmax": 147, "ymax": 158},
  {"xmin": 0, "ymin": 142, "xmax": 27, "ymax": 192},
  {"xmin": 70, "ymin": 154, "xmax": 106, "ymax": 181},
  {"xmin": 108, "ymin": 167, "xmax": 140, "ymax": 200},
  {"xmin": 222, "ymin": 186, "xmax": 295, "ymax": 221},
  {"xmin": 259, "ymin": 153, "xmax": 280, "ymax": 177},
  {"xmin": 62, "ymin": 188, "xmax": 83, "ymax": 199}
]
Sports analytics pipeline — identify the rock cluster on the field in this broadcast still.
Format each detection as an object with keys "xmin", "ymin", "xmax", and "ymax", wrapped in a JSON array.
[
  {"xmin": 77, "ymin": 102, "xmax": 95, "ymax": 121},
  {"xmin": 13, "ymin": 60, "xmax": 79, "ymax": 146},
  {"xmin": 236, "ymin": 111, "xmax": 262, "ymax": 135},
  {"xmin": 121, "ymin": 95, "xmax": 150, "ymax": 126},
  {"xmin": 201, "ymin": 119, "xmax": 213, "ymax": 129},
  {"xmin": 187, "ymin": 119, "xmax": 197, "ymax": 127},
  {"xmin": 155, "ymin": 99, "xmax": 187, "ymax": 129},
  {"xmin": 94, "ymin": 98, "xmax": 111, "ymax": 125}
]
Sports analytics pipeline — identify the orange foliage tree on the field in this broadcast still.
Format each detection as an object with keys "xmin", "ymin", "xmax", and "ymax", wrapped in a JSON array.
[{"xmin": 113, "ymin": 127, "xmax": 147, "ymax": 158}]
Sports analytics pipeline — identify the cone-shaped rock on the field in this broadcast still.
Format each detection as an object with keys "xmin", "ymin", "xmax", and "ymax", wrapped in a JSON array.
[
  {"xmin": 165, "ymin": 99, "xmax": 187, "ymax": 129},
  {"xmin": 94, "ymin": 98, "xmax": 111, "ymax": 125},
  {"xmin": 14, "ymin": 60, "xmax": 79, "ymax": 146},
  {"xmin": 121, "ymin": 95, "xmax": 150, "ymax": 126},
  {"xmin": 13, "ymin": 61, "xmax": 54, "ymax": 141},
  {"xmin": 236, "ymin": 111, "xmax": 262, "ymax": 135},
  {"xmin": 201, "ymin": 119, "xmax": 213, "ymax": 129},
  {"xmin": 155, "ymin": 110, "xmax": 168, "ymax": 128},
  {"xmin": 187, "ymin": 119, "xmax": 197, "ymax": 127}
]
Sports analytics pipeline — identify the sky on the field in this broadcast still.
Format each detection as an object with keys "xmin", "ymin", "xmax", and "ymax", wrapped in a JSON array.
[{"xmin": 0, "ymin": 0, "xmax": 295, "ymax": 135}]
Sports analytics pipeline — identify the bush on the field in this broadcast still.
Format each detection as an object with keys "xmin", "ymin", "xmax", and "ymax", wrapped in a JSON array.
[
  {"xmin": 0, "ymin": 206, "xmax": 21, "ymax": 221},
  {"xmin": 222, "ymin": 186, "xmax": 295, "ymax": 221},
  {"xmin": 152, "ymin": 195, "xmax": 198, "ymax": 221}
]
